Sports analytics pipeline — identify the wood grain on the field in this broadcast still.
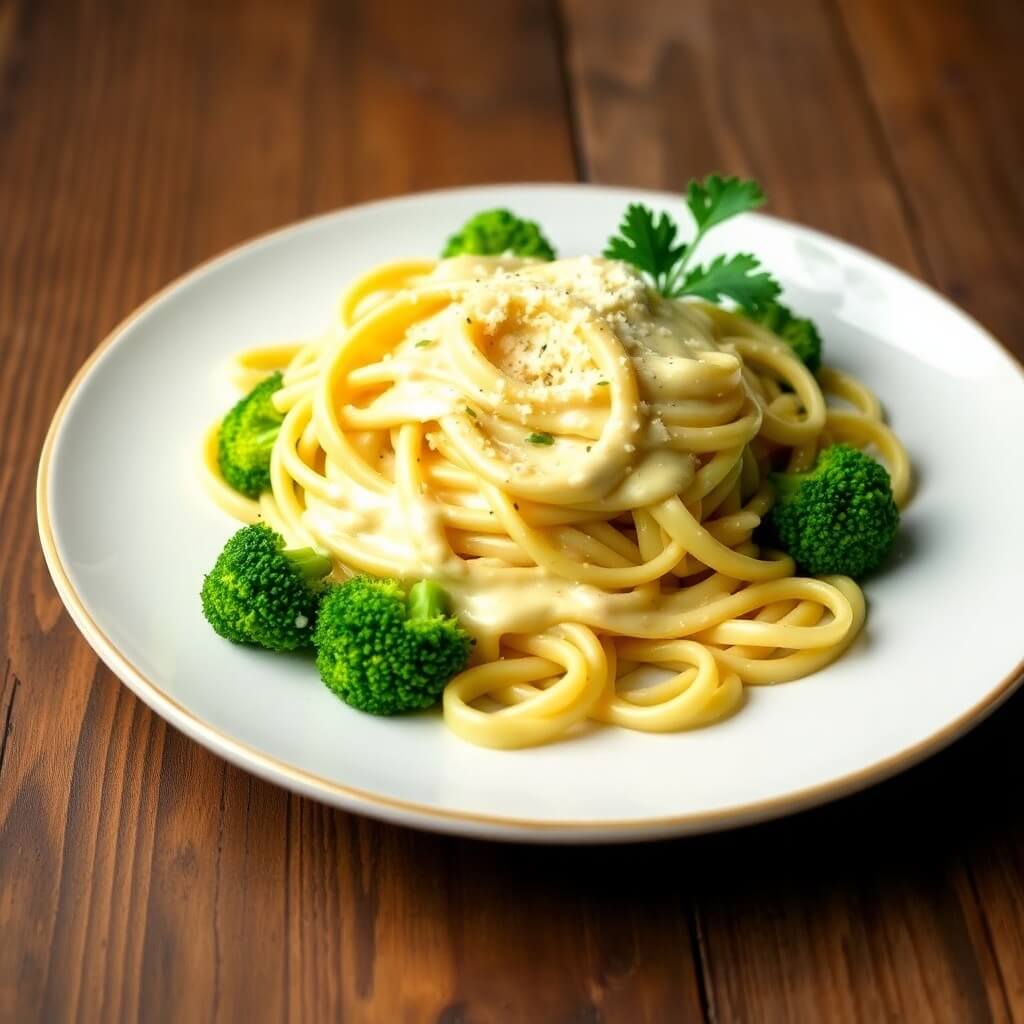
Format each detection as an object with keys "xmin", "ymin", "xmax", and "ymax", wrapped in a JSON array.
[
  {"xmin": 0, "ymin": 1, "xmax": 699, "ymax": 1021},
  {"xmin": 834, "ymin": 1, "xmax": 1024, "ymax": 1014},
  {"xmin": 837, "ymin": 0, "xmax": 1024, "ymax": 356},
  {"xmin": 562, "ymin": 0, "xmax": 1024, "ymax": 1020},
  {"xmin": 2, "ymin": 0, "xmax": 1023, "ymax": 1020}
]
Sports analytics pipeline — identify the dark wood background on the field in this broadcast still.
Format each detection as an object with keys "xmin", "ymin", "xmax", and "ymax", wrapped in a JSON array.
[{"xmin": 2, "ymin": 0, "xmax": 1023, "ymax": 1020}]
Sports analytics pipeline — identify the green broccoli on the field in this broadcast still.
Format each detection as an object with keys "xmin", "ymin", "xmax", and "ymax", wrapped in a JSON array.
[
  {"xmin": 768, "ymin": 444, "xmax": 898, "ymax": 578},
  {"xmin": 314, "ymin": 576, "xmax": 473, "ymax": 715},
  {"xmin": 201, "ymin": 524, "xmax": 332, "ymax": 651},
  {"xmin": 218, "ymin": 372, "xmax": 284, "ymax": 497},
  {"xmin": 442, "ymin": 208, "xmax": 556, "ymax": 261},
  {"xmin": 755, "ymin": 301, "xmax": 823, "ymax": 372}
]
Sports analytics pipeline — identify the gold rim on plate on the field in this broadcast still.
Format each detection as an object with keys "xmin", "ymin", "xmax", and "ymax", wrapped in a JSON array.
[{"xmin": 35, "ymin": 197, "xmax": 1024, "ymax": 838}]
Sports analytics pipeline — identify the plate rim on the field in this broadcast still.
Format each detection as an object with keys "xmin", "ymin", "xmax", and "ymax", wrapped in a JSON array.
[{"xmin": 36, "ymin": 183, "xmax": 1024, "ymax": 842}]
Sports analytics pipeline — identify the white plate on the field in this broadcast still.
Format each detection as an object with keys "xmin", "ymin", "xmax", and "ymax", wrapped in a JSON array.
[{"xmin": 38, "ymin": 185, "xmax": 1024, "ymax": 842}]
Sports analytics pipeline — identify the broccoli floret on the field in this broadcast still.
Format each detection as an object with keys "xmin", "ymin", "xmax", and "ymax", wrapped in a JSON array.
[
  {"xmin": 218, "ymin": 372, "xmax": 284, "ymax": 497},
  {"xmin": 201, "ymin": 524, "xmax": 332, "ymax": 651},
  {"xmin": 756, "ymin": 301, "xmax": 823, "ymax": 372},
  {"xmin": 442, "ymin": 208, "xmax": 556, "ymax": 261},
  {"xmin": 314, "ymin": 577, "xmax": 473, "ymax": 715},
  {"xmin": 769, "ymin": 444, "xmax": 898, "ymax": 578}
]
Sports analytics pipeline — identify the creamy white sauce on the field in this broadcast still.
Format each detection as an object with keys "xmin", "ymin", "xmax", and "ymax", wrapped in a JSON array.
[{"xmin": 306, "ymin": 256, "xmax": 754, "ymax": 639}]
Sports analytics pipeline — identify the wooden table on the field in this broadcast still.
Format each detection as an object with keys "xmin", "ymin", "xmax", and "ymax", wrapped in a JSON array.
[{"xmin": 3, "ymin": 1, "xmax": 1023, "ymax": 1020}]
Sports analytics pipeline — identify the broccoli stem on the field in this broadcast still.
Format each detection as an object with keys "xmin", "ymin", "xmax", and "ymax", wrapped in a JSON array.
[
  {"xmin": 253, "ymin": 425, "xmax": 282, "ymax": 448},
  {"xmin": 283, "ymin": 548, "xmax": 332, "ymax": 581},
  {"xmin": 408, "ymin": 580, "xmax": 450, "ymax": 620},
  {"xmin": 771, "ymin": 471, "xmax": 805, "ymax": 499}
]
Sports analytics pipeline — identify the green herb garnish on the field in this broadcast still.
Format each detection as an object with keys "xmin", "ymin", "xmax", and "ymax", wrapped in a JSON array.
[
  {"xmin": 526, "ymin": 432, "xmax": 554, "ymax": 446},
  {"xmin": 603, "ymin": 175, "xmax": 823, "ymax": 366},
  {"xmin": 603, "ymin": 175, "xmax": 777, "ymax": 313},
  {"xmin": 677, "ymin": 252, "xmax": 779, "ymax": 311}
]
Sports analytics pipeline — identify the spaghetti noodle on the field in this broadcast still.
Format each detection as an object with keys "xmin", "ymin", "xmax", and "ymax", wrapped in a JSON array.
[{"xmin": 201, "ymin": 255, "xmax": 910, "ymax": 749}]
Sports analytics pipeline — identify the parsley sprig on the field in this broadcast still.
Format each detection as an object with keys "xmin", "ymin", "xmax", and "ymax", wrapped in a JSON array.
[{"xmin": 603, "ymin": 175, "xmax": 780, "ymax": 315}]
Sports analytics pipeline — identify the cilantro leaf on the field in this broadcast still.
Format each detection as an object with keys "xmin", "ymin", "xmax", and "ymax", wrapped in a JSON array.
[
  {"xmin": 685, "ymin": 175, "xmax": 766, "ymax": 234},
  {"xmin": 679, "ymin": 253, "xmax": 780, "ymax": 314},
  {"xmin": 603, "ymin": 204, "xmax": 686, "ymax": 296}
]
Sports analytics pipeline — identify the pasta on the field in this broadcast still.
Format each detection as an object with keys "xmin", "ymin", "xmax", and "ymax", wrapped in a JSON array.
[{"xmin": 201, "ymin": 254, "xmax": 910, "ymax": 749}]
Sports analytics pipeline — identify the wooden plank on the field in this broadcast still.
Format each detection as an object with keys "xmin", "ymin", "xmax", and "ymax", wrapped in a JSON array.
[
  {"xmin": 561, "ymin": 0, "xmax": 1019, "ymax": 1021},
  {"xmin": 0, "ymin": 0, "xmax": 711, "ymax": 1021},
  {"xmin": 561, "ymin": 0, "xmax": 920, "ymax": 269},
  {"xmin": 0, "ymin": 0, "xmax": 320, "ymax": 1013},
  {"xmin": 836, "ymin": 0, "xmax": 1024, "ymax": 357},
  {"xmin": 834, "ymin": 2, "xmax": 1024, "ymax": 1015},
  {"xmin": 5, "ymin": 0, "xmax": 1019, "ymax": 1020},
  {"xmin": 0, "ymin": 0, "xmax": 17, "ymax": 76}
]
